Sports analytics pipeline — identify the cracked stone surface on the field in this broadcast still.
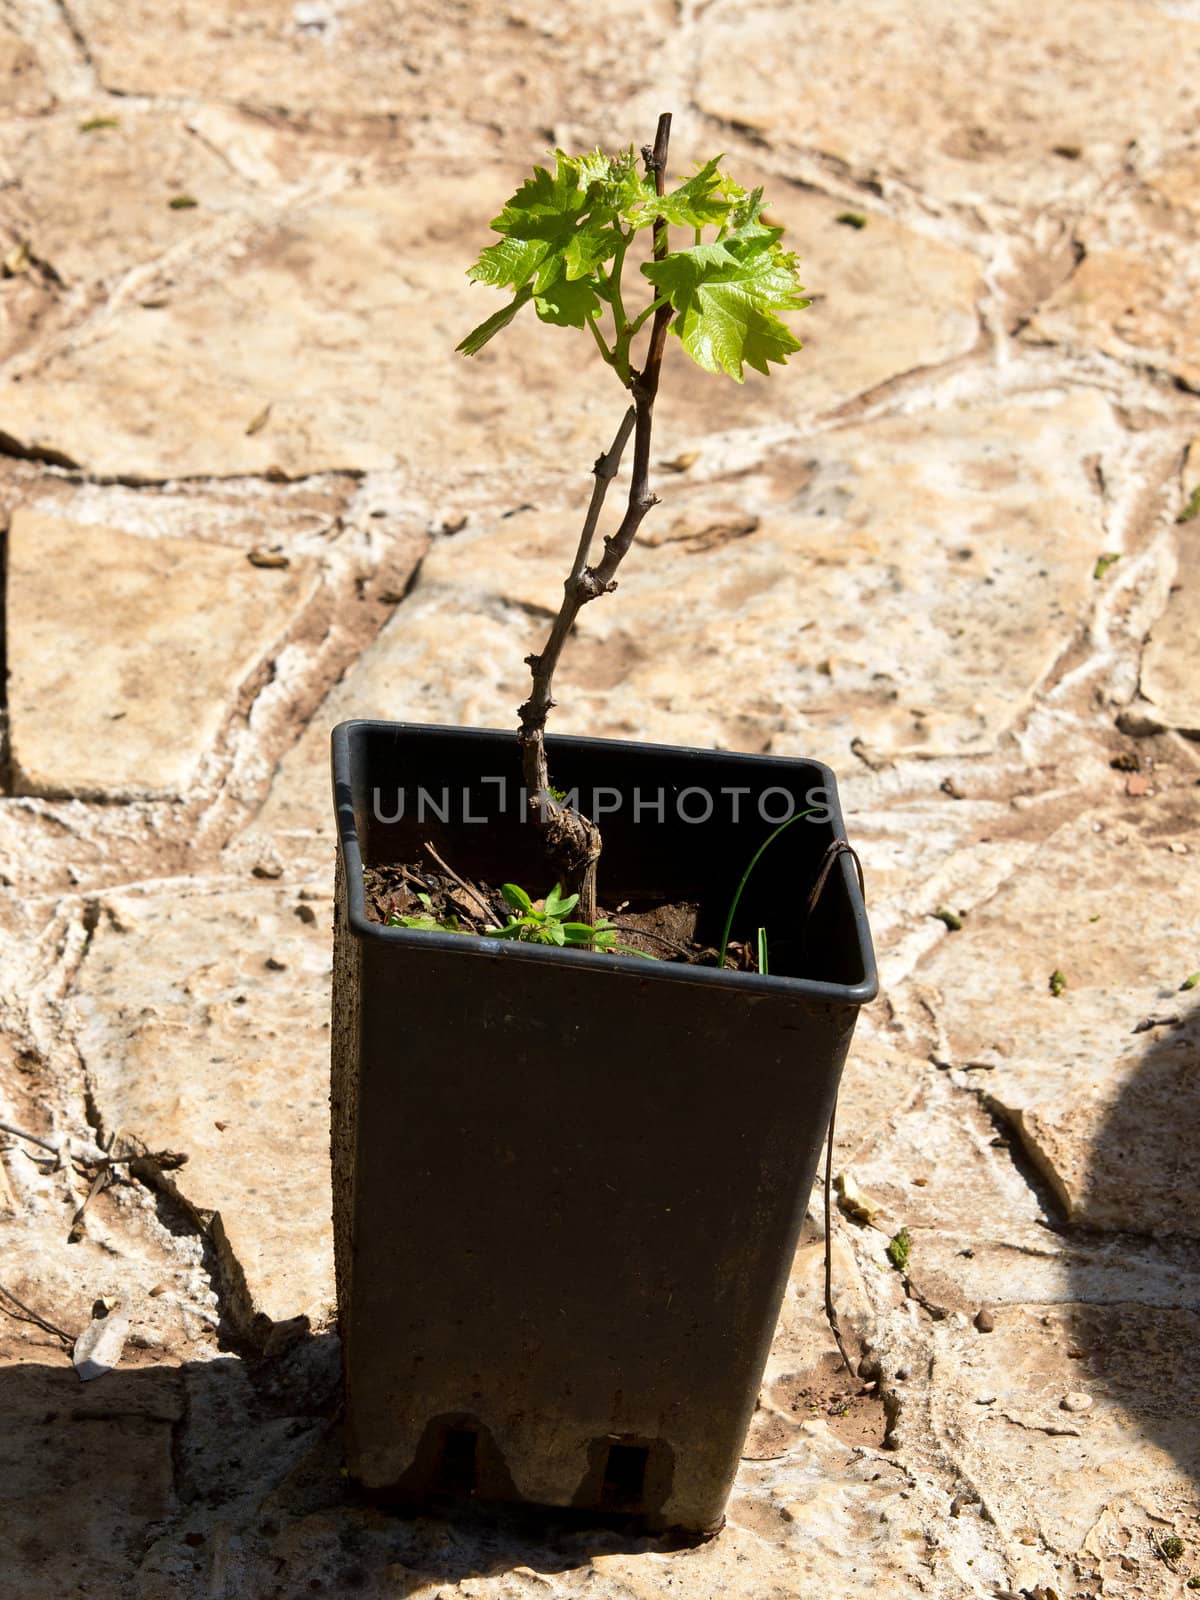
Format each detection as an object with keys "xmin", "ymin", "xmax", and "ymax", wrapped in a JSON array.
[
  {"xmin": 693, "ymin": 0, "xmax": 1200, "ymax": 217},
  {"xmin": 0, "ymin": 166, "xmax": 982, "ymax": 481},
  {"xmin": 70, "ymin": 884, "xmax": 336, "ymax": 1333},
  {"xmin": 0, "ymin": 109, "xmax": 260, "ymax": 286},
  {"xmin": 7, "ymin": 507, "xmax": 322, "ymax": 799},
  {"xmin": 1029, "ymin": 148, "xmax": 1200, "ymax": 391},
  {"xmin": 1, "ymin": 0, "xmax": 1199, "ymax": 1596}
]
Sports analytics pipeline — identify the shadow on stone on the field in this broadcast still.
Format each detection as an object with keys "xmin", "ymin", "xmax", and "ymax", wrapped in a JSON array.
[
  {"xmin": 1066, "ymin": 1003, "xmax": 1200, "ymax": 1489},
  {"xmin": 0, "ymin": 1327, "xmax": 699, "ymax": 1599}
]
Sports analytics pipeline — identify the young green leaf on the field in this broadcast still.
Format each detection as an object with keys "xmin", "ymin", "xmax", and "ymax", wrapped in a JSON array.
[
  {"xmin": 543, "ymin": 885, "xmax": 579, "ymax": 917},
  {"xmin": 651, "ymin": 157, "xmax": 730, "ymax": 230},
  {"xmin": 456, "ymin": 285, "xmax": 534, "ymax": 355},
  {"xmin": 642, "ymin": 231, "xmax": 809, "ymax": 381},
  {"xmin": 533, "ymin": 274, "xmax": 602, "ymax": 330},
  {"xmin": 501, "ymin": 883, "xmax": 534, "ymax": 913},
  {"xmin": 387, "ymin": 911, "xmax": 463, "ymax": 933}
]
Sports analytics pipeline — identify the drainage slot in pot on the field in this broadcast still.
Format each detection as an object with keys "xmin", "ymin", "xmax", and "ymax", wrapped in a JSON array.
[
  {"xmin": 437, "ymin": 1425, "xmax": 478, "ymax": 1495},
  {"xmin": 601, "ymin": 1442, "xmax": 649, "ymax": 1509}
]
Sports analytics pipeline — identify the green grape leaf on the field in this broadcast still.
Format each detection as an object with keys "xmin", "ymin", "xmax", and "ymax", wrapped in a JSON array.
[
  {"xmin": 642, "ymin": 232, "xmax": 810, "ymax": 381},
  {"xmin": 467, "ymin": 233, "xmax": 549, "ymax": 293},
  {"xmin": 460, "ymin": 148, "xmax": 660, "ymax": 355},
  {"xmin": 534, "ymin": 273, "xmax": 601, "ymax": 329},
  {"xmin": 563, "ymin": 220, "xmax": 622, "ymax": 282},
  {"xmin": 470, "ymin": 157, "xmax": 593, "ymax": 291},
  {"xmin": 456, "ymin": 285, "xmax": 534, "ymax": 356},
  {"xmin": 466, "ymin": 150, "xmax": 641, "ymax": 294},
  {"xmin": 653, "ymin": 157, "xmax": 732, "ymax": 229}
]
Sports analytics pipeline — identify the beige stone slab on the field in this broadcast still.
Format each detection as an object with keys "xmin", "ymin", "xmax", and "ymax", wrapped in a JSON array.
[
  {"xmin": 928, "ymin": 1304, "xmax": 1200, "ymax": 1594},
  {"xmin": 1029, "ymin": 149, "xmax": 1200, "ymax": 387},
  {"xmin": 0, "ymin": 165, "xmax": 982, "ymax": 480},
  {"xmin": 7, "ymin": 508, "xmax": 320, "ymax": 800},
  {"xmin": 917, "ymin": 804, "xmax": 1200, "ymax": 1233},
  {"xmin": 69, "ymin": 884, "xmax": 335, "ymax": 1333},
  {"xmin": 1142, "ymin": 519, "xmax": 1200, "ymax": 732},
  {"xmin": 0, "ymin": 28, "xmax": 52, "ymax": 113},
  {"xmin": 654, "ymin": 181, "xmax": 982, "ymax": 436},
  {"xmin": 66, "ymin": 0, "xmax": 672, "ymax": 119},
  {"xmin": 845, "ymin": 1076, "xmax": 1200, "ymax": 1314},
  {"xmin": 248, "ymin": 388, "xmax": 1115, "ymax": 870},
  {"xmin": 695, "ymin": 0, "xmax": 1200, "ymax": 215},
  {"xmin": 0, "ymin": 111, "xmax": 257, "ymax": 287},
  {"xmin": 257, "ymin": 387, "xmax": 1118, "ymax": 853},
  {"xmin": 0, "ymin": 173, "xmax": 621, "ymax": 480}
]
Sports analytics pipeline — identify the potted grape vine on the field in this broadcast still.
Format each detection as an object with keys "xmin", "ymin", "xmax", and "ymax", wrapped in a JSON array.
[{"xmin": 330, "ymin": 113, "xmax": 877, "ymax": 1535}]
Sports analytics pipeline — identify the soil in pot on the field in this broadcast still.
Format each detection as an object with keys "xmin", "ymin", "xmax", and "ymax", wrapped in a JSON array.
[{"xmin": 361, "ymin": 853, "xmax": 765, "ymax": 971}]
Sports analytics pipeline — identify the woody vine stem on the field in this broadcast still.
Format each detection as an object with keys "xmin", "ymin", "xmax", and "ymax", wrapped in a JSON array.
[{"xmin": 516, "ymin": 112, "xmax": 675, "ymax": 928}]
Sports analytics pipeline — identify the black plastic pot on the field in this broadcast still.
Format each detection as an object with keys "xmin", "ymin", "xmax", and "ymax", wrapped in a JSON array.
[{"xmin": 331, "ymin": 720, "xmax": 876, "ymax": 1534}]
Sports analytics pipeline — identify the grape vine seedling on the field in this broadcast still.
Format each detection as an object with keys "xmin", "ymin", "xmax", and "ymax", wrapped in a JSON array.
[{"xmin": 458, "ymin": 112, "xmax": 809, "ymax": 927}]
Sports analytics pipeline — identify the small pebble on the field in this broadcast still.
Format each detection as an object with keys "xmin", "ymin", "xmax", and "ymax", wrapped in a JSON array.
[
  {"xmin": 252, "ymin": 860, "xmax": 284, "ymax": 880},
  {"xmin": 295, "ymin": 904, "xmax": 317, "ymax": 925},
  {"xmin": 975, "ymin": 1307, "xmax": 995, "ymax": 1332},
  {"xmin": 265, "ymin": 955, "xmax": 288, "ymax": 971},
  {"xmin": 1061, "ymin": 1391, "xmax": 1093, "ymax": 1413}
]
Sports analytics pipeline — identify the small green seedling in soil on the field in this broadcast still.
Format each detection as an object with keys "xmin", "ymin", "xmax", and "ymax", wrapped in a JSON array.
[
  {"xmin": 1049, "ymin": 968, "xmax": 1067, "ymax": 997},
  {"xmin": 483, "ymin": 883, "xmax": 649, "ymax": 956},
  {"xmin": 933, "ymin": 906, "xmax": 964, "ymax": 931},
  {"xmin": 1093, "ymin": 552, "xmax": 1121, "ymax": 579},
  {"xmin": 1177, "ymin": 486, "xmax": 1200, "ymax": 524},
  {"xmin": 79, "ymin": 116, "xmax": 120, "ymax": 132},
  {"xmin": 1156, "ymin": 1534, "xmax": 1185, "ymax": 1564},
  {"xmin": 386, "ymin": 892, "xmax": 465, "ymax": 935},
  {"xmin": 835, "ymin": 211, "xmax": 867, "ymax": 228},
  {"xmin": 460, "ymin": 112, "xmax": 808, "ymax": 924},
  {"xmin": 716, "ymin": 809, "xmax": 816, "ymax": 969},
  {"xmin": 886, "ymin": 1228, "xmax": 912, "ymax": 1271},
  {"xmin": 1181, "ymin": 972, "xmax": 1200, "ymax": 992}
]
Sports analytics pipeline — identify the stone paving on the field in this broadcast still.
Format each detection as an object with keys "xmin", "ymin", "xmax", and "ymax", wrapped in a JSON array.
[{"xmin": 0, "ymin": 1, "xmax": 1197, "ymax": 1596}]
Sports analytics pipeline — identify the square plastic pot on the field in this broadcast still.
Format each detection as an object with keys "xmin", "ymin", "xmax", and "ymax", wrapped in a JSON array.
[{"xmin": 331, "ymin": 720, "xmax": 877, "ymax": 1534}]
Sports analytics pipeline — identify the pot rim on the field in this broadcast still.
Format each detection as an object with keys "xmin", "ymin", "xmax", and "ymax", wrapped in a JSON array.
[{"xmin": 332, "ymin": 718, "xmax": 879, "ymax": 1005}]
